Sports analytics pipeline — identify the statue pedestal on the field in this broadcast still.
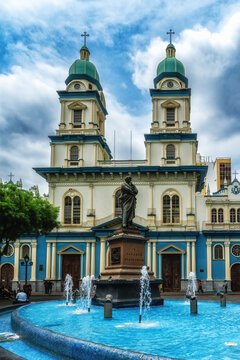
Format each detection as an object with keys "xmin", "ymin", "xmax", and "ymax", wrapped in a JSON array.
[{"xmin": 93, "ymin": 228, "xmax": 163, "ymax": 307}]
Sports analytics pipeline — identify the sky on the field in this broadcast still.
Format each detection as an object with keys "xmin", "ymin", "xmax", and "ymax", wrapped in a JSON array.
[{"xmin": 1, "ymin": 0, "xmax": 240, "ymax": 194}]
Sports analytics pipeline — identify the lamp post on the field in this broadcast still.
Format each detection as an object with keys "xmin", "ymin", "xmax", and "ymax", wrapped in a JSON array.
[{"xmin": 21, "ymin": 255, "xmax": 33, "ymax": 285}]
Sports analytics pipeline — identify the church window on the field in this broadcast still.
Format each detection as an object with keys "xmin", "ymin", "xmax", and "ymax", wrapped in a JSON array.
[
  {"xmin": 73, "ymin": 196, "xmax": 80, "ymax": 224},
  {"xmin": 218, "ymin": 208, "xmax": 224, "ymax": 223},
  {"xmin": 214, "ymin": 244, "xmax": 223, "ymax": 260},
  {"xmin": 64, "ymin": 194, "xmax": 81, "ymax": 225},
  {"xmin": 64, "ymin": 196, "xmax": 72, "ymax": 224},
  {"xmin": 73, "ymin": 110, "xmax": 82, "ymax": 128},
  {"xmin": 166, "ymin": 108, "xmax": 175, "ymax": 127},
  {"xmin": 115, "ymin": 189, "xmax": 122, "ymax": 217},
  {"xmin": 163, "ymin": 193, "xmax": 180, "ymax": 224},
  {"xmin": 20, "ymin": 244, "xmax": 30, "ymax": 259},
  {"xmin": 230, "ymin": 208, "xmax": 236, "ymax": 223},
  {"xmin": 166, "ymin": 144, "xmax": 175, "ymax": 159},
  {"xmin": 70, "ymin": 146, "xmax": 79, "ymax": 161},
  {"xmin": 237, "ymin": 209, "xmax": 240, "ymax": 222},
  {"xmin": 211, "ymin": 209, "xmax": 217, "ymax": 223}
]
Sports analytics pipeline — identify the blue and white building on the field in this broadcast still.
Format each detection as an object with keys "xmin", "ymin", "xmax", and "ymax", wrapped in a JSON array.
[{"xmin": 1, "ymin": 41, "xmax": 240, "ymax": 293}]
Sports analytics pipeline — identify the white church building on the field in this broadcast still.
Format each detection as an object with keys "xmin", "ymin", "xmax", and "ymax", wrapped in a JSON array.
[{"xmin": 1, "ymin": 37, "xmax": 240, "ymax": 293}]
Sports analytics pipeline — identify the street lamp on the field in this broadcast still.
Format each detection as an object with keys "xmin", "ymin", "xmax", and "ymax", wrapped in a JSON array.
[{"xmin": 21, "ymin": 255, "xmax": 33, "ymax": 285}]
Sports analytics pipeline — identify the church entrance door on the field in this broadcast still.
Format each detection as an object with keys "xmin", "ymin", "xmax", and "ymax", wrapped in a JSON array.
[
  {"xmin": 0, "ymin": 263, "xmax": 14, "ymax": 290},
  {"xmin": 62, "ymin": 255, "xmax": 80, "ymax": 289},
  {"xmin": 162, "ymin": 254, "xmax": 181, "ymax": 292},
  {"xmin": 231, "ymin": 263, "xmax": 240, "ymax": 291}
]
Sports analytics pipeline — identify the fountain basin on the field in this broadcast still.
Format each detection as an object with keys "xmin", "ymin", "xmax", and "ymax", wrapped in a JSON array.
[
  {"xmin": 11, "ymin": 306, "xmax": 170, "ymax": 360},
  {"xmin": 10, "ymin": 300, "xmax": 240, "ymax": 360}
]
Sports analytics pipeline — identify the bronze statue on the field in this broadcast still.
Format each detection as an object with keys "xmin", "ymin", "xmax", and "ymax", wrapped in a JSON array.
[{"xmin": 119, "ymin": 176, "xmax": 138, "ymax": 228}]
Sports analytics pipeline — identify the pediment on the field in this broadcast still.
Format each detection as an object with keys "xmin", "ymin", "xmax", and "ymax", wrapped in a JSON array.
[
  {"xmin": 68, "ymin": 101, "xmax": 87, "ymax": 110},
  {"xmin": 57, "ymin": 245, "xmax": 85, "ymax": 255},
  {"xmin": 161, "ymin": 99, "xmax": 180, "ymax": 108},
  {"xmin": 157, "ymin": 244, "xmax": 185, "ymax": 254}
]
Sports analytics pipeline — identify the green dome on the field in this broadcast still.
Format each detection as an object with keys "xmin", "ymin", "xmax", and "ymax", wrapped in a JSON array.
[
  {"xmin": 157, "ymin": 43, "xmax": 185, "ymax": 76},
  {"xmin": 69, "ymin": 59, "xmax": 100, "ymax": 82},
  {"xmin": 157, "ymin": 57, "xmax": 185, "ymax": 76}
]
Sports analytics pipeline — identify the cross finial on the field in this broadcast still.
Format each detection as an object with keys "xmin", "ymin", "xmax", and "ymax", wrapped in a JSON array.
[
  {"xmin": 167, "ymin": 29, "xmax": 175, "ymax": 43},
  {"xmin": 81, "ymin": 31, "xmax": 89, "ymax": 47},
  {"xmin": 233, "ymin": 170, "xmax": 239, "ymax": 179},
  {"xmin": 8, "ymin": 172, "xmax": 14, "ymax": 182}
]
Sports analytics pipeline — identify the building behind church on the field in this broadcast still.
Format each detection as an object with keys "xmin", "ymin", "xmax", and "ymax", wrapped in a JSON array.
[{"xmin": 1, "ymin": 39, "xmax": 240, "ymax": 293}]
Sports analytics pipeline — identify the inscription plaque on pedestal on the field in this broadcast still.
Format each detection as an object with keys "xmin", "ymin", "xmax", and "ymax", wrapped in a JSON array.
[{"xmin": 111, "ymin": 247, "xmax": 121, "ymax": 265}]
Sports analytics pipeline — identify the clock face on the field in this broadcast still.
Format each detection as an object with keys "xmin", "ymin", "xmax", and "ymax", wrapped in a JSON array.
[
  {"xmin": 167, "ymin": 81, "xmax": 174, "ymax": 88},
  {"xmin": 232, "ymin": 244, "xmax": 240, "ymax": 257},
  {"xmin": 74, "ymin": 83, "xmax": 80, "ymax": 90}
]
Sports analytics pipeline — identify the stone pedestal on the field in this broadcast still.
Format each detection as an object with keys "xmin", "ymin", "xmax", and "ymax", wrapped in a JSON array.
[{"xmin": 93, "ymin": 227, "xmax": 163, "ymax": 308}]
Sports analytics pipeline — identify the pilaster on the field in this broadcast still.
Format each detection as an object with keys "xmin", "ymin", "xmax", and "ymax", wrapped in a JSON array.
[
  {"xmin": 186, "ymin": 241, "xmax": 191, "ymax": 278},
  {"xmin": 224, "ymin": 240, "xmax": 231, "ymax": 280},
  {"xmin": 50, "ymin": 242, "xmax": 56, "ymax": 280},
  {"xmin": 46, "ymin": 242, "xmax": 51, "ymax": 280},
  {"xmin": 100, "ymin": 238, "xmax": 106, "ymax": 273},
  {"xmin": 30, "ymin": 240, "xmax": 37, "ymax": 282},
  {"xmin": 13, "ymin": 241, "xmax": 20, "ymax": 281},
  {"xmin": 86, "ymin": 243, "xmax": 90, "ymax": 276},
  {"xmin": 91, "ymin": 242, "xmax": 95, "ymax": 277},
  {"xmin": 206, "ymin": 239, "xmax": 212, "ymax": 281}
]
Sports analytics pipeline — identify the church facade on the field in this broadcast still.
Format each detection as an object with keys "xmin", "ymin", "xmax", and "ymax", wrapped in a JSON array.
[{"xmin": 1, "ymin": 40, "xmax": 240, "ymax": 293}]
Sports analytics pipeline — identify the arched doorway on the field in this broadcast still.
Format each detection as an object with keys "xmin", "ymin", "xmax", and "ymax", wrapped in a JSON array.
[
  {"xmin": 231, "ymin": 263, "xmax": 240, "ymax": 291},
  {"xmin": 0, "ymin": 263, "xmax": 14, "ymax": 290}
]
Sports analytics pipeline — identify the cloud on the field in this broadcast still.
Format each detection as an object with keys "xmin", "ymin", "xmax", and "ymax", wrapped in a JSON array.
[{"xmin": 130, "ymin": 11, "xmax": 240, "ymax": 166}]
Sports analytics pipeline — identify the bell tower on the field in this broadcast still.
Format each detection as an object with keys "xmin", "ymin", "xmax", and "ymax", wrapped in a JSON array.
[
  {"xmin": 145, "ymin": 31, "xmax": 197, "ymax": 167},
  {"xmin": 50, "ymin": 33, "xmax": 112, "ymax": 169}
]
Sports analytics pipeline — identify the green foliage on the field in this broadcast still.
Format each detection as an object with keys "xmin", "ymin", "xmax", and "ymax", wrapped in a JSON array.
[{"xmin": 0, "ymin": 183, "xmax": 59, "ymax": 253}]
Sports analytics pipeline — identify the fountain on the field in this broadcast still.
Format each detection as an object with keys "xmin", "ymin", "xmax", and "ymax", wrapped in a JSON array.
[
  {"xmin": 80, "ymin": 275, "xmax": 94, "ymax": 312},
  {"xmin": 186, "ymin": 272, "xmax": 198, "ymax": 314},
  {"xmin": 64, "ymin": 274, "xmax": 73, "ymax": 306},
  {"xmin": 139, "ymin": 265, "xmax": 152, "ymax": 323}
]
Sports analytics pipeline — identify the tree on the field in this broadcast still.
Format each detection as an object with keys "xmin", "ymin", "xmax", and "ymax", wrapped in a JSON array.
[{"xmin": 0, "ymin": 183, "xmax": 59, "ymax": 260}]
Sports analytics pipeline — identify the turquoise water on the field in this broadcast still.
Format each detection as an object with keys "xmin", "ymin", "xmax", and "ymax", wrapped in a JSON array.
[
  {"xmin": 0, "ymin": 311, "xmax": 62, "ymax": 359},
  {"xmin": 11, "ymin": 300, "xmax": 240, "ymax": 359}
]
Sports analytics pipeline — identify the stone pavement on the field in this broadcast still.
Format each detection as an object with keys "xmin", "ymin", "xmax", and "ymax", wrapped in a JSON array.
[{"xmin": 1, "ymin": 291, "xmax": 240, "ymax": 310}]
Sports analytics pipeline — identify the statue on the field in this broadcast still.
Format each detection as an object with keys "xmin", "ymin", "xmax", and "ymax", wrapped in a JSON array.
[{"xmin": 119, "ymin": 176, "xmax": 138, "ymax": 228}]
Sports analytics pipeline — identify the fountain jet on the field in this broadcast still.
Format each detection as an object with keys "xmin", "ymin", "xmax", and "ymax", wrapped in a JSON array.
[{"xmin": 139, "ymin": 266, "xmax": 152, "ymax": 323}]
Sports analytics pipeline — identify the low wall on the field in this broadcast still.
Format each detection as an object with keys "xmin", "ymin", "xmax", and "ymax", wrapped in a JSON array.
[{"xmin": 11, "ymin": 309, "xmax": 175, "ymax": 360}]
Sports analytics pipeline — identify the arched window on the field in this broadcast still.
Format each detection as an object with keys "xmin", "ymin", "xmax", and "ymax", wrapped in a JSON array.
[
  {"xmin": 218, "ymin": 208, "xmax": 224, "ymax": 223},
  {"xmin": 230, "ymin": 208, "xmax": 236, "ymax": 223},
  {"xmin": 64, "ymin": 195, "xmax": 81, "ymax": 225},
  {"xmin": 115, "ymin": 189, "xmax": 122, "ymax": 217},
  {"xmin": 163, "ymin": 193, "xmax": 180, "ymax": 224},
  {"xmin": 21, "ymin": 244, "xmax": 30, "ymax": 259},
  {"xmin": 70, "ymin": 146, "xmax": 79, "ymax": 161},
  {"xmin": 166, "ymin": 144, "xmax": 175, "ymax": 159},
  {"xmin": 237, "ymin": 209, "xmax": 240, "ymax": 223},
  {"xmin": 64, "ymin": 196, "xmax": 72, "ymax": 224},
  {"xmin": 211, "ymin": 209, "xmax": 217, "ymax": 223},
  {"xmin": 73, "ymin": 196, "xmax": 80, "ymax": 224},
  {"xmin": 214, "ymin": 244, "xmax": 224, "ymax": 260}
]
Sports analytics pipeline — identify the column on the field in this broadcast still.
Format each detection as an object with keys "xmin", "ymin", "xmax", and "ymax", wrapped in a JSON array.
[
  {"xmin": 191, "ymin": 241, "xmax": 196, "ymax": 274},
  {"xmin": 50, "ymin": 242, "xmax": 56, "ymax": 280},
  {"xmin": 158, "ymin": 253, "xmax": 162, "ymax": 279},
  {"xmin": 224, "ymin": 240, "xmax": 231, "ymax": 280},
  {"xmin": 30, "ymin": 240, "xmax": 37, "ymax": 281},
  {"xmin": 80, "ymin": 254, "xmax": 84, "ymax": 279},
  {"xmin": 181, "ymin": 253, "xmax": 185, "ymax": 279},
  {"xmin": 13, "ymin": 241, "xmax": 20, "ymax": 281},
  {"xmin": 58, "ymin": 254, "xmax": 61, "ymax": 280},
  {"xmin": 206, "ymin": 239, "xmax": 212, "ymax": 281},
  {"xmin": 90, "ymin": 185, "xmax": 94, "ymax": 212},
  {"xmin": 100, "ymin": 238, "xmax": 106, "ymax": 273},
  {"xmin": 152, "ymin": 242, "xmax": 157, "ymax": 276},
  {"xmin": 150, "ymin": 183, "xmax": 154, "ymax": 210},
  {"xmin": 50, "ymin": 144, "xmax": 55, "ymax": 167},
  {"xmin": 186, "ymin": 242, "xmax": 191, "ymax": 278},
  {"xmin": 46, "ymin": 242, "xmax": 51, "ymax": 279},
  {"xmin": 86, "ymin": 243, "xmax": 90, "ymax": 276},
  {"xmin": 91, "ymin": 242, "xmax": 95, "ymax": 277},
  {"xmin": 147, "ymin": 242, "xmax": 151, "ymax": 270}
]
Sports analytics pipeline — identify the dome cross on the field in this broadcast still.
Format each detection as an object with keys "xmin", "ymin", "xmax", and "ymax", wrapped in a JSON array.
[
  {"xmin": 167, "ymin": 29, "xmax": 175, "ymax": 43},
  {"xmin": 81, "ymin": 31, "xmax": 89, "ymax": 47},
  {"xmin": 8, "ymin": 172, "xmax": 14, "ymax": 182}
]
